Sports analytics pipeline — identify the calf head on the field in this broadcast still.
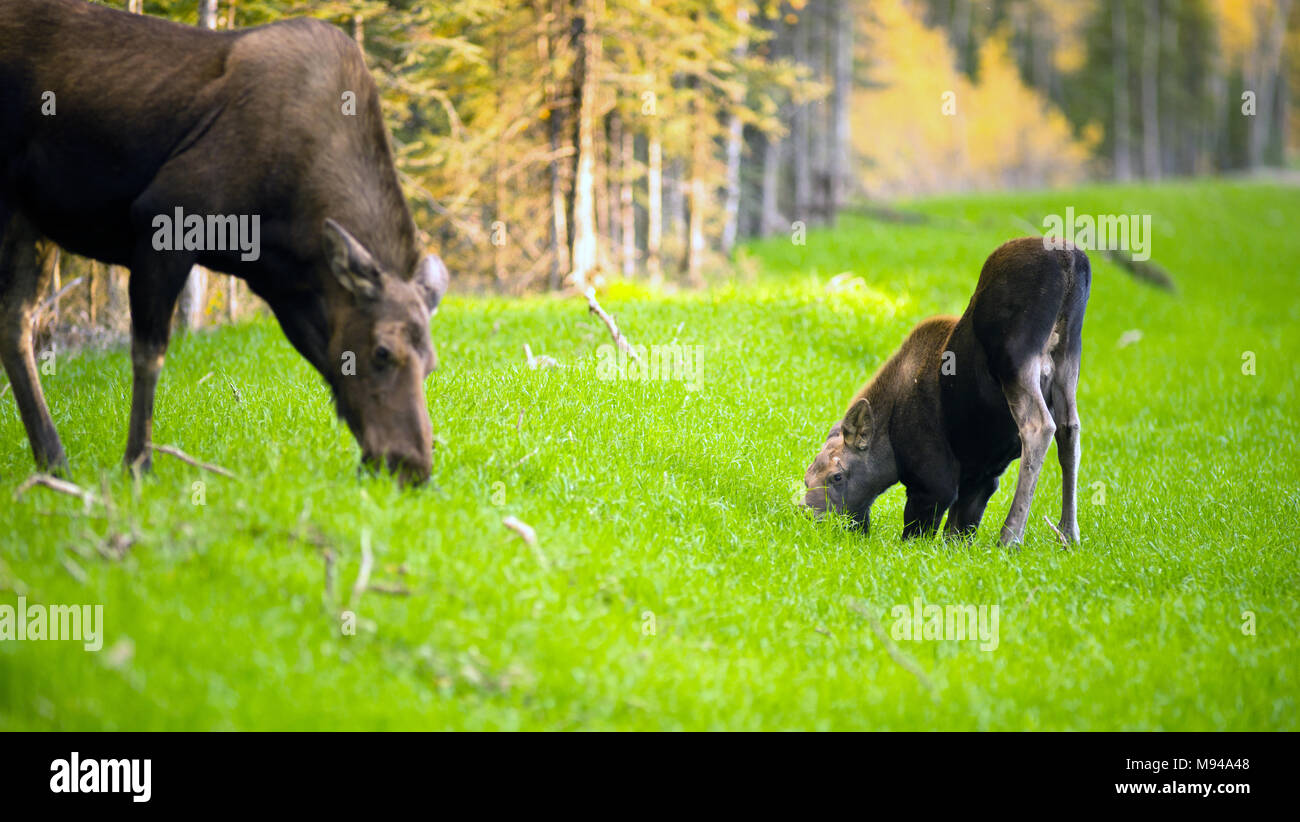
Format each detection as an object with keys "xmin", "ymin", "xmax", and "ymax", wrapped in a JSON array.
[
  {"xmin": 322, "ymin": 219, "xmax": 448, "ymax": 486},
  {"xmin": 802, "ymin": 397, "xmax": 895, "ymax": 530}
]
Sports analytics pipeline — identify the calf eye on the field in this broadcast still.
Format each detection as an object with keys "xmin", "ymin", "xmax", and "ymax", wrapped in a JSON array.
[
  {"xmin": 830, "ymin": 472, "xmax": 844, "ymax": 484},
  {"xmin": 373, "ymin": 346, "xmax": 393, "ymax": 369}
]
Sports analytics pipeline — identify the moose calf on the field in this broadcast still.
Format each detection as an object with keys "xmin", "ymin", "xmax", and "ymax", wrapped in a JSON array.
[{"xmin": 802, "ymin": 237, "xmax": 1090, "ymax": 545}]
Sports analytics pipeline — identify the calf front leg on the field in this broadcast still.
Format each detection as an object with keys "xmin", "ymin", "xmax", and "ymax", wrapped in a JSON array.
[
  {"xmin": 1000, "ymin": 361, "xmax": 1056, "ymax": 545},
  {"xmin": 944, "ymin": 477, "xmax": 998, "ymax": 539},
  {"xmin": 903, "ymin": 490, "xmax": 955, "ymax": 539},
  {"xmin": 124, "ymin": 250, "xmax": 194, "ymax": 472}
]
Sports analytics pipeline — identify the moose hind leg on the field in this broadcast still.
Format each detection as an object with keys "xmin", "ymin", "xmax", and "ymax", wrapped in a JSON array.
[
  {"xmin": 1050, "ymin": 348, "xmax": 1082, "ymax": 543},
  {"xmin": 0, "ymin": 212, "xmax": 68, "ymax": 473},
  {"xmin": 999, "ymin": 360, "xmax": 1056, "ymax": 545}
]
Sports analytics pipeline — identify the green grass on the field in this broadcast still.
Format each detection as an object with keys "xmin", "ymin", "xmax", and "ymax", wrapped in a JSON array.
[{"xmin": 1, "ymin": 179, "xmax": 1296, "ymax": 730}]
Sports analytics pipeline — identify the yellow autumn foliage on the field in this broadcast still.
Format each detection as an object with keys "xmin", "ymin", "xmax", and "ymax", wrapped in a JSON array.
[{"xmin": 851, "ymin": 0, "xmax": 1099, "ymax": 198}]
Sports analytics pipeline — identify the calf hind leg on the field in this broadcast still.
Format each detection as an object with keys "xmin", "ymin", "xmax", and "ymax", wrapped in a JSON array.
[
  {"xmin": 999, "ymin": 360, "xmax": 1056, "ymax": 545},
  {"xmin": 0, "ymin": 212, "xmax": 68, "ymax": 473},
  {"xmin": 1050, "ymin": 349, "xmax": 1082, "ymax": 543}
]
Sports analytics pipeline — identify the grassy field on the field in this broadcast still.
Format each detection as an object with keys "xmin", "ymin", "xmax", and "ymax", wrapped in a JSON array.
[{"xmin": 1, "ymin": 179, "xmax": 1296, "ymax": 730}]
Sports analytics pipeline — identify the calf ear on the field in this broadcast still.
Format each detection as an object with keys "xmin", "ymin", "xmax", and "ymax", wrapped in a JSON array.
[
  {"xmin": 841, "ymin": 397, "xmax": 874, "ymax": 450},
  {"xmin": 413, "ymin": 253, "xmax": 450, "ymax": 317},
  {"xmin": 323, "ymin": 219, "xmax": 381, "ymax": 300}
]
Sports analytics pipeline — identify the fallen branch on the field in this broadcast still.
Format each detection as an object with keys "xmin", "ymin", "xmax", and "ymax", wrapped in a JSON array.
[
  {"xmin": 33, "ymin": 276, "xmax": 85, "ymax": 331},
  {"xmin": 850, "ymin": 601, "xmax": 936, "ymax": 694},
  {"xmin": 322, "ymin": 548, "xmax": 336, "ymax": 603},
  {"xmin": 1043, "ymin": 515, "xmax": 1070, "ymax": 549},
  {"xmin": 504, "ymin": 515, "xmax": 550, "ymax": 571},
  {"xmin": 584, "ymin": 287, "xmax": 639, "ymax": 362},
  {"xmin": 14, "ymin": 473, "xmax": 102, "ymax": 507},
  {"xmin": 502, "ymin": 515, "xmax": 537, "ymax": 546},
  {"xmin": 150, "ymin": 444, "xmax": 236, "ymax": 478},
  {"xmin": 522, "ymin": 344, "xmax": 558, "ymax": 370},
  {"xmin": 1098, "ymin": 249, "xmax": 1177, "ymax": 292},
  {"xmin": 1015, "ymin": 214, "xmax": 1176, "ymax": 292},
  {"xmin": 348, "ymin": 531, "xmax": 374, "ymax": 612},
  {"xmin": 367, "ymin": 582, "xmax": 411, "ymax": 596},
  {"xmin": 61, "ymin": 556, "xmax": 88, "ymax": 585}
]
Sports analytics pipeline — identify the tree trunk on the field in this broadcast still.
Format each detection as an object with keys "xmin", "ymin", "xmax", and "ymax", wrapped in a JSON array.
[
  {"xmin": 620, "ymin": 123, "xmax": 635, "ymax": 278},
  {"xmin": 1140, "ymin": 0, "xmax": 1160, "ymax": 179},
  {"xmin": 666, "ymin": 157, "xmax": 685, "ymax": 271},
  {"xmin": 721, "ymin": 8, "xmax": 750, "ymax": 254},
  {"xmin": 1247, "ymin": 0, "xmax": 1293, "ymax": 168},
  {"xmin": 685, "ymin": 76, "xmax": 706, "ymax": 285},
  {"xmin": 493, "ymin": 34, "xmax": 507, "ymax": 290},
  {"xmin": 952, "ymin": 0, "xmax": 972, "ymax": 75},
  {"xmin": 791, "ymin": 10, "xmax": 811, "ymax": 223},
  {"xmin": 828, "ymin": 0, "xmax": 851, "ymax": 224},
  {"xmin": 646, "ymin": 123, "xmax": 663, "ymax": 284},
  {"xmin": 569, "ymin": 0, "xmax": 602, "ymax": 287},
  {"xmin": 542, "ymin": 0, "xmax": 570, "ymax": 290},
  {"xmin": 1112, "ymin": 0, "xmax": 1133, "ymax": 180},
  {"xmin": 760, "ymin": 134, "xmax": 782, "ymax": 235}
]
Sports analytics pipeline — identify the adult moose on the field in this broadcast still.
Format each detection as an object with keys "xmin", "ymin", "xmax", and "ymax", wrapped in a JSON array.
[
  {"xmin": 0, "ymin": 0, "xmax": 447, "ymax": 485},
  {"xmin": 803, "ymin": 238, "xmax": 1090, "ymax": 545}
]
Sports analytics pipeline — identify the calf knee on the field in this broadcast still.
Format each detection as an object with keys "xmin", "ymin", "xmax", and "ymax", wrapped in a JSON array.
[{"xmin": 1021, "ymin": 415, "xmax": 1055, "ymax": 450}]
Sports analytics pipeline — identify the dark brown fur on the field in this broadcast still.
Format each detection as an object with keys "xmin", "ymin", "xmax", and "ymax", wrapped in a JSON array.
[
  {"xmin": 0, "ymin": 0, "xmax": 447, "ymax": 483},
  {"xmin": 803, "ymin": 237, "xmax": 1090, "ymax": 545}
]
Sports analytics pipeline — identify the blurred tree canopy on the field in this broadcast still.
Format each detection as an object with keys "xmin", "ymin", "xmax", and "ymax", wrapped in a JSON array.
[{"xmin": 54, "ymin": 0, "xmax": 1294, "ymax": 309}]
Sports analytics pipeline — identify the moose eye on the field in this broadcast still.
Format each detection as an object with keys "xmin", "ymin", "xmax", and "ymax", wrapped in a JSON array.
[
  {"xmin": 830, "ymin": 472, "xmax": 844, "ymax": 485},
  {"xmin": 373, "ymin": 346, "xmax": 393, "ymax": 369}
]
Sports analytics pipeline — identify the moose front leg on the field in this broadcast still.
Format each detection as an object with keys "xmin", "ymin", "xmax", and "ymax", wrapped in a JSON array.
[
  {"xmin": 124, "ymin": 251, "xmax": 194, "ymax": 472},
  {"xmin": 1000, "ymin": 361, "xmax": 1056, "ymax": 545},
  {"xmin": 944, "ymin": 477, "xmax": 999, "ymax": 539},
  {"xmin": 0, "ymin": 211, "xmax": 69, "ymax": 473},
  {"xmin": 902, "ymin": 476, "xmax": 958, "ymax": 539}
]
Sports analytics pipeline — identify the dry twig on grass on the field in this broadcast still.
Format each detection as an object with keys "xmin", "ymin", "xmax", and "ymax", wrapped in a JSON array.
[
  {"xmin": 1043, "ymin": 515, "xmax": 1071, "ymax": 548},
  {"xmin": 348, "ymin": 531, "xmax": 374, "ymax": 612},
  {"xmin": 322, "ymin": 548, "xmax": 336, "ymax": 603},
  {"xmin": 150, "ymin": 444, "xmax": 236, "ymax": 478},
  {"xmin": 502, "ymin": 515, "xmax": 549, "ymax": 571},
  {"xmin": 61, "ymin": 556, "xmax": 88, "ymax": 584},
  {"xmin": 850, "ymin": 601, "xmax": 936, "ymax": 694},
  {"xmin": 522, "ymin": 343, "xmax": 558, "ymax": 370},
  {"xmin": 367, "ymin": 582, "xmax": 411, "ymax": 596},
  {"xmin": 502, "ymin": 515, "xmax": 537, "ymax": 545},
  {"xmin": 14, "ymin": 473, "xmax": 102, "ymax": 507},
  {"xmin": 584, "ymin": 287, "xmax": 639, "ymax": 362}
]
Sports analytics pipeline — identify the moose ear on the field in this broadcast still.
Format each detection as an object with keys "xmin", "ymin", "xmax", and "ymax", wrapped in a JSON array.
[
  {"xmin": 323, "ymin": 219, "xmax": 381, "ymax": 300},
  {"xmin": 413, "ymin": 253, "xmax": 449, "ymax": 317},
  {"xmin": 841, "ymin": 397, "xmax": 874, "ymax": 450}
]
